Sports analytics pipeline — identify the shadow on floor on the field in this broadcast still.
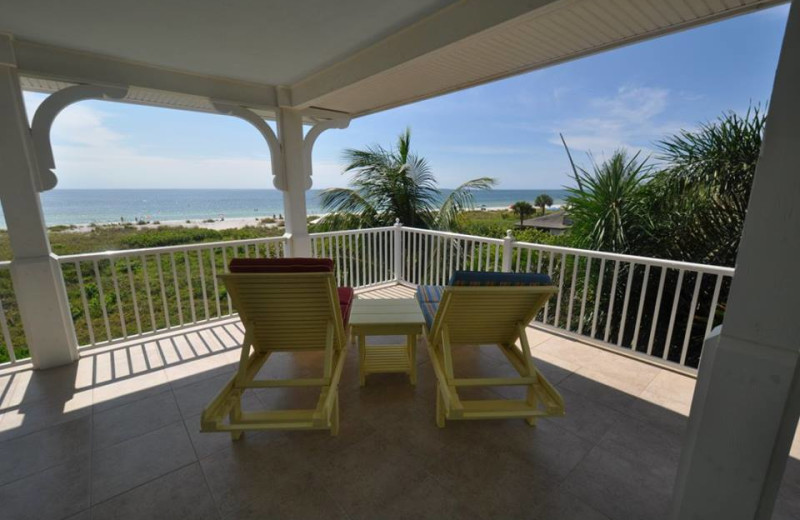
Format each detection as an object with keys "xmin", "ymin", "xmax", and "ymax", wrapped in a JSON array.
[{"xmin": 0, "ymin": 329, "xmax": 797, "ymax": 520}]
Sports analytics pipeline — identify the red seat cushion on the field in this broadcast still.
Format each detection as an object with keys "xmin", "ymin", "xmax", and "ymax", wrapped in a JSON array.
[
  {"xmin": 338, "ymin": 287, "xmax": 354, "ymax": 327},
  {"xmin": 228, "ymin": 257, "xmax": 333, "ymax": 273},
  {"xmin": 229, "ymin": 258, "xmax": 353, "ymax": 326}
]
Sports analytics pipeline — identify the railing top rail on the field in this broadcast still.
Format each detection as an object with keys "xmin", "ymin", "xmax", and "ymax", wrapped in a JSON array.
[
  {"xmin": 511, "ymin": 239, "xmax": 735, "ymax": 276},
  {"xmin": 309, "ymin": 226, "xmax": 394, "ymax": 238},
  {"xmin": 0, "ymin": 260, "xmax": 11, "ymax": 269},
  {"xmin": 401, "ymin": 226, "xmax": 505, "ymax": 245},
  {"xmin": 57, "ymin": 235, "xmax": 287, "ymax": 262}
]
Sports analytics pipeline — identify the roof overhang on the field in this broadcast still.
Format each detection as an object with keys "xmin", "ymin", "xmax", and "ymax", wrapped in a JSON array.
[{"xmin": 0, "ymin": 0, "xmax": 787, "ymax": 120}]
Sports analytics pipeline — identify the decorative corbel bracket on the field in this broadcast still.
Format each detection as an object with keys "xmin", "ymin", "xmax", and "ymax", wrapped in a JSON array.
[
  {"xmin": 301, "ymin": 116, "xmax": 350, "ymax": 190},
  {"xmin": 212, "ymin": 102, "xmax": 284, "ymax": 190},
  {"xmin": 30, "ymin": 84, "xmax": 128, "ymax": 192}
]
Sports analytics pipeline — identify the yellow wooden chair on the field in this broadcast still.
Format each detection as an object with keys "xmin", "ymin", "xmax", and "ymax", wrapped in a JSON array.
[
  {"xmin": 416, "ymin": 271, "xmax": 565, "ymax": 427},
  {"xmin": 201, "ymin": 258, "xmax": 352, "ymax": 437}
]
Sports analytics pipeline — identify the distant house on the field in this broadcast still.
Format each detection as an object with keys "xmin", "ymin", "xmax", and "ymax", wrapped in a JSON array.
[{"xmin": 521, "ymin": 209, "xmax": 572, "ymax": 235}]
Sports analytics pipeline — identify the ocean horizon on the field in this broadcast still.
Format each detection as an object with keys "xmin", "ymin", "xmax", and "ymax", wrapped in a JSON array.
[{"xmin": 0, "ymin": 188, "xmax": 571, "ymax": 229}]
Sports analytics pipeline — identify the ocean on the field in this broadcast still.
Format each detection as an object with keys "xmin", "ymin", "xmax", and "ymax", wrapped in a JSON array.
[{"xmin": 1, "ymin": 189, "xmax": 571, "ymax": 228}]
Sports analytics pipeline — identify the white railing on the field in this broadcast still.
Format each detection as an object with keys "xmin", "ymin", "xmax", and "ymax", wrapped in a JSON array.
[
  {"xmin": 1, "ymin": 224, "xmax": 733, "ymax": 371},
  {"xmin": 310, "ymin": 227, "xmax": 396, "ymax": 288},
  {"xmin": 57, "ymin": 236, "xmax": 287, "ymax": 348},
  {"xmin": 400, "ymin": 227, "xmax": 507, "ymax": 285},
  {"xmin": 509, "ymin": 242, "xmax": 733, "ymax": 370},
  {"xmin": 0, "ymin": 261, "xmax": 22, "ymax": 363},
  {"xmin": 393, "ymin": 226, "xmax": 733, "ymax": 371}
]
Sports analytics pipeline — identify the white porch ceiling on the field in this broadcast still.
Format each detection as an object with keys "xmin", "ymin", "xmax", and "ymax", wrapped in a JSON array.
[{"xmin": 0, "ymin": 0, "xmax": 786, "ymax": 118}]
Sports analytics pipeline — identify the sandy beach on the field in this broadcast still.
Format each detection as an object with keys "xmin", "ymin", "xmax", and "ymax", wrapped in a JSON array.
[{"xmin": 58, "ymin": 206, "xmax": 518, "ymax": 233}]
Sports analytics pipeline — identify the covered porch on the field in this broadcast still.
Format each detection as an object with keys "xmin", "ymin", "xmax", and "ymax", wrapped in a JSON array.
[
  {"xmin": 1, "ymin": 1, "xmax": 799, "ymax": 518},
  {"xmin": 6, "ymin": 284, "xmax": 798, "ymax": 520}
]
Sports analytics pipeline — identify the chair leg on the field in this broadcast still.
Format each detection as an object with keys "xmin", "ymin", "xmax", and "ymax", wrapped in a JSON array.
[
  {"xmin": 408, "ymin": 334, "xmax": 417, "ymax": 386},
  {"xmin": 436, "ymin": 384, "xmax": 446, "ymax": 428},
  {"xmin": 330, "ymin": 392, "xmax": 340, "ymax": 437},
  {"xmin": 525, "ymin": 386, "xmax": 538, "ymax": 427},
  {"xmin": 230, "ymin": 392, "xmax": 244, "ymax": 440},
  {"xmin": 358, "ymin": 334, "xmax": 366, "ymax": 387}
]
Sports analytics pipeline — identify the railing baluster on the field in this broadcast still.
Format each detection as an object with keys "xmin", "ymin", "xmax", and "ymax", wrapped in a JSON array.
[
  {"xmin": 169, "ymin": 252, "xmax": 184, "ymax": 325},
  {"xmin": 567, "ymin": 255, "xmax": 579, "ymax": 331},
  {"xmin": 493, "ymin": 242, "xmax": 500, "ymax": 272},
  {"xmin": 184, "ymin": 253, "xmax": 196, "ymax": 324},
  {"xmin": 704, "ymin": 274, "xmax": 724, "ymax": 340},
  {"xmin": 126, "ymin": 257, "xmax": 142, "ymax": 336},
  {"xmin": 222, "ymin": 247, "xmax": 232, "ymax": 315},
  {"xmin": 197, "ymin": 250, "xmax": 209, "ymax": 320},
  {"xmin": 603, "ymin": 261, "xmax": 620, "ymax": 343},
  {"xmin": 75, "ymin": 261, "xmax": 95, "ymax": 345},
  {"xmin": 617, "ymin": 262, "xmax": 635, "ymax": 347},
  {"xmin": 578, "ymin": 257, "xmax": 591, "ymax": 335},
  {"xmin": 141, "ymin": 255, "xmax": 157, "ymax": 331},
  {"xmin": 680, "ymin": 273, "xmax": 702, "ymax": 365},
  {"xmin": 155, "ymin": 253, "xmax": 171, "ymax": 329},
  {"xmin": 544, "ymin": 253, "xmax": 555, "ymax": 324},
  {"xmin": 555, "ymin": 253, "xmax": 566, "ymax": 328},
  {"xmin": 210, "ymin": 248, "xmax": 221, "ymax": 318},
  {"xmin": 591, "ymin": 258, "xmax": 606, "ymax": 339},
  {"xmin": 632, "ymin": 264, "xmax": 651, "ymax": 350},
  {"xmin": 647, "ymin": 267, "xmax": 667, "ymax": 356},
  {"xmin": 109, "ymin": 258, "xmax": 127, "ymax": 338},
  {"xmin": 93, "ymin": 260, "xmax": 112, "ymax": 341},
  {"xmin": 663, "ymin": 269, "xmax": 685, "ymax": 361}
]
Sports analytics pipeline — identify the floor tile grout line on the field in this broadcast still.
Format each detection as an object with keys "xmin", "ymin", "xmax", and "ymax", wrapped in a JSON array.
[
  {"xmin": 175, "ymin": 384, "xmax": 224, "ymax": 520},
  {"xmin": 89, "ymin": 460, "xmax": 200, "ymax": 510}
]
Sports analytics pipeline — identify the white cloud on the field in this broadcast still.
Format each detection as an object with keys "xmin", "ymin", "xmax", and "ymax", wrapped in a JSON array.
[
  {"xmin": 432, "ymin": 145, "xmax": 539, "ymax": 156},
  {"xmin": 551, "ymin": 85, "xmax": 685, "ymax": 159}
]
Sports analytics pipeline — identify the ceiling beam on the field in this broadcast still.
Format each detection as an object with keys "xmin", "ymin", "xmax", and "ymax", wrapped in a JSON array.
[
  {"xmin": 290, "ymin": 0, "xmax": 560, "ymax": 108},
  {"xmin": 10, "ymin": 36, "xmax": 280, "ymax": 110}
]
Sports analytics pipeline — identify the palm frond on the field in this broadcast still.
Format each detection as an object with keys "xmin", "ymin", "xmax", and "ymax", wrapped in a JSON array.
[{"xmin": 435, "ymin": 177, "xmax": 497, "ymax": 230}]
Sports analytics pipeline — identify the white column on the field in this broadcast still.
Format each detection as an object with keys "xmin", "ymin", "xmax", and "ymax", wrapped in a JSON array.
[
  {"xmin": 0, "ymin": 63, "xmax": 79, "ymax": 368},
  {"xmin": 277, "ymin": 108, "xmax": 311, "ymax": 257},
  {"xmin": 671, "ymin": 2, "xmax": 800, "ymax": 518}
]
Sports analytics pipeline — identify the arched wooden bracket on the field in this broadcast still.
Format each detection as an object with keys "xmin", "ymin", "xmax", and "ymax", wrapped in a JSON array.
[
  {"xmin": 30, "ymin": 84, "xmax": 128, "ymax": 192},
  {"xmin": 212, "ymin": 102, "xmax": 285, "ymax": 190},
  {"xmin": 302, "ymin": 117, "xmax": 350, "ymax": 190}
]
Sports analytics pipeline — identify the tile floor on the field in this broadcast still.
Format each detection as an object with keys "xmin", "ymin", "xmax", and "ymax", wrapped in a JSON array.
[{"xmin": 0, "ymin": 284, "xmax": 797, "ymax": 520}]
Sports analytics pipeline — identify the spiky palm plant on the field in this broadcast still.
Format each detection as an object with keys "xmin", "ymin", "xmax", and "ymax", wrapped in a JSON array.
[
  {"xmin": 643, "ymin": 106, "xmax": 766, "ymax": 266},
  {"xmin": 565, "ymin": 150, "xmax": 651, "ymax": 253},
  {"xmin": 318, "ymin": 129, "xmax": 495, "ymax": 230}
]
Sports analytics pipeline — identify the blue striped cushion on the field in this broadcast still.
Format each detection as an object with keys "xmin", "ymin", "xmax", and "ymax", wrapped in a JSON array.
[
  {"xmin": 415, "ymin": 285, "xmax": 444, "ymax": 329},
  {"xmin": 448, "ymin": 271, "xmax": 552, "ymax": 286},
  {"xmin": 417, "ymin": 285, "xmax": 445, "ymax": 302}
]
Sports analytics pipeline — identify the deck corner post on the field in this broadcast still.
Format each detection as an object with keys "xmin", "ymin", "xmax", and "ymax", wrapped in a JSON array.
[
  {"xmin": 394, "ymin": 219, "xmax": 403, "ymax": 281},
  {"xmin": 502, "ymin": 229, "xmax": 514, "ymax": 272}
]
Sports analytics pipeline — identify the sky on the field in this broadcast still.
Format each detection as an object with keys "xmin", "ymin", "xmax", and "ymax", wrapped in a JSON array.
[{"xmin": 23, "ymin": 4, "xmax": 790, "ymax": 191}]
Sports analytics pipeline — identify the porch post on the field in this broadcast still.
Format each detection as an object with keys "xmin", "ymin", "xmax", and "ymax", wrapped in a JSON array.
[
  {"xmin": 0, "ymin": 54, "xmax": 79, "ymax": 368},
  {"xmin": 670, "ymin": 2, "xmax": 800, "ymax": 519},
  {"xmin": 276, "ymin": 108, "xmax": 311, "ymax": 257}
]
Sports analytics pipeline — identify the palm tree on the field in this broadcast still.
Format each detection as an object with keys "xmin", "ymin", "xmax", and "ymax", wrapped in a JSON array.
[
  {"xmin": 318, "ymin": 129, "xmax": 496, "ymax": 230},
  {"xmin": 534, "ymin": 193, "xmax": 554, "ymax": 215},
  {"xmin": 510, "ymin": 201, "xmax": 535, "ymax": 227},
  {"xmin": 642, "ymin": 106, "xmax": 765, "ymax": 266},
  {"xmin": 565, "ymin": 150, "xmax": 651, "ymax": 253}
]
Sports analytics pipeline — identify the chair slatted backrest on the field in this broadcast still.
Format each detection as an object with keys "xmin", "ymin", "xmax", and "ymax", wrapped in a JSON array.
[
  {"xmin": 219, "ymin": 259, "xmax": 346, "ymax": 352},
  {"xmin": 433, "ymin": 286, "xmax": 556, "ymax": 345},
  {"xmin": 428, "ymin": 271, "xmax": 558, "ymax": 346}
]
